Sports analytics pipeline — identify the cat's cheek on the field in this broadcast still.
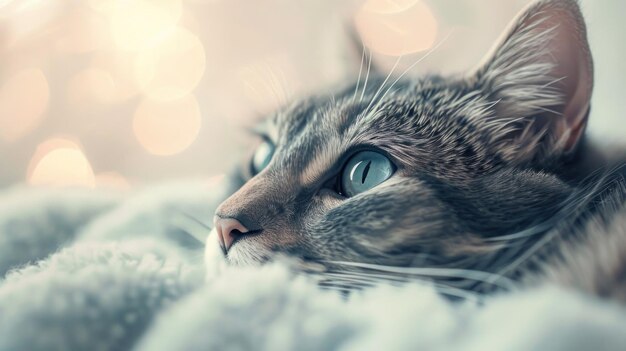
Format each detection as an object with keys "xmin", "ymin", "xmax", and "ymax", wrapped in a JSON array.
[{"xmin": 204, "ymin": 227, "xmax": 229, "ymax": 280}]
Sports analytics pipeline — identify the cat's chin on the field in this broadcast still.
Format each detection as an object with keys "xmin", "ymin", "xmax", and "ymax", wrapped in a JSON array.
[
  {"xmin": 226, "ymin": 240, "xmax": 272, "ymax": 266},
  {"xmin": 204, "ymin": 227, "xmax": 270, "ymax": 274},
  {"xmin": 204, "ymin": 228, "xmax": 229, "ymax": 279}
]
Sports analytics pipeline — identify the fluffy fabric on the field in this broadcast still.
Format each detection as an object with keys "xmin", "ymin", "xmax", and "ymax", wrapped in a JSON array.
[{"xmin": 1, "ymin": 183, "xmax": 626, "ymax": 351}]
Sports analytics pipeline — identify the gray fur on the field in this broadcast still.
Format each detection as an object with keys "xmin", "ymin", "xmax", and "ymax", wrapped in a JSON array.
[
  {"xmin": 1, "ymin": 1, "xmax": 625, "ymax": 349},
  {"xmin": 209, "ymin": 0, "xmax": 626, "ymax": 300}
]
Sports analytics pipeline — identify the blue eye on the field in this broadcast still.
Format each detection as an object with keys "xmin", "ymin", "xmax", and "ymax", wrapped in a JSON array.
[
  {"xmin": 251, "ymin": 140, "xmax": 274, "ymax": 174},
  {"xmin": 340, "ymin": 151, "xmax": 395, "ymax": 197}
]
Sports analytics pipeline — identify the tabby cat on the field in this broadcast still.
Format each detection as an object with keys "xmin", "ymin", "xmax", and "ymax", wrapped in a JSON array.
[{"xmin": 204, "ymin": 0, "xmax": 626, "ymax": 300}]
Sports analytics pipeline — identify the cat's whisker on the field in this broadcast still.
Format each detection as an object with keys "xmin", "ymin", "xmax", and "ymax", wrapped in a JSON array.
[
  {"xmin": 360, "ymin": 50, "xmax": 373, "ymax": 102},
  {"xmin": 353, "ymin": 41, "xmax": 366, "ymax": 102},
  {"xmin": 486, "ymin": 224, "xmax": 554, "ymax": 242},
  {"xmin": 489, "ymin": 168, "xmax": 625, "ymax": 244},
  {"xmin": 324, "ymin": 271, "xmax": 481, "ymax": 301},
  {"xmin": 264, "ymin": 61, "xmax": 290, "ymax": 106},
  {"xmin": 317, "ymin": 274, "xmax": 375, "ymax": 288},
  {"xmin": 491, "ymin": 225, "xmax": 563, "ymax": 285},
  {"xmin": 321, "ymin": 273, "xmax": 386, "ymax": 286},
  {"xmin": 431, "ymin": 282, "xmax": 482, "ymax": 302},
  {"xmin": 168, "ymin": 210, "xmax": 213, "ymax": 245},
  {"xmin": 365, "ymin": 29, "xmax": 454, "ymax": 119},
  {"xmin": 276, "ymin": 62, "xmax": 294, "ymax": 102},
  {"xmin": 320, "ymin": 278, "xmax": 478, "ymax": 302},
  {"xmin": 323, "ymin": 271, "xmax": 411, "ymax": 285},
  {"xmin": 328, "ymin": 261, "xmax": 516, "ymax": 290},
  {"xmin": 358, "ymin": 269, "xmax": 498, "ymax": 292},
  {"xmin": 486, "ymin": 172, "xmax": 624, "ymax": 277},
  {"xmin": 362, "ymin": 51, "xmax": 405, "ymax": 116},
  {"xmin": 242, "ymin": 80, "xmax": 267, "ymax": 113},
  {"xmin": 491, "ymin": 170, "xmax": 621, "ymax": 284}
]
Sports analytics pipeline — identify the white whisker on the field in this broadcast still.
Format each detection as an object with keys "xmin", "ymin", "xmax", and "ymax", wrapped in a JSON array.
[
  {"xmin": 329, "ymin": 261, "xmax": 515, "ymax": 290},
  {"xmin": 264, "ymin": 61, "xmax": 289, "ymax": 105},
  {"xmin": 366, "ymin": 30, "xmax": 455, "ymax": 117},
  {"xmin": 353, "ymin": 41, "xmax": 366, "ymax": 102},
  {"xmin": 169, "ymin": 211, "xmax": 211, "ymax": 244},
  {"xmin": 363, "ymin": 51, "xmax": 404, "ymax": 115},
  {"xmin": 491, "ymin": 173, "xmax": 614, "ymax": 284},
  {"xmin": 360, "ymin": 50, "xmax": 373, "ymax": 102}
]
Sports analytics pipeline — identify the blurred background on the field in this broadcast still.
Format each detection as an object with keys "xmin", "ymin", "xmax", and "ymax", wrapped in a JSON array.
[{"xmin": 0, "ymin": 0, "xmax": 623, "ymax": 189}]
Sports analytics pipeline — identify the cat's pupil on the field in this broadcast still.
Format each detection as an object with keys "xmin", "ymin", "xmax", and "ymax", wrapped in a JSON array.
[
  {"xmin": 361, "ymin": 161, "xmax": 372, "ymax": 184},
  {"xmin": 341, "ymin": 151, "xmax": 395, "ymax": 197}
]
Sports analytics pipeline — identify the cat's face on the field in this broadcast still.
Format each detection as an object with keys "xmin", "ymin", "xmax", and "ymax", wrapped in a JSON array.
[{"xmin": 205, "ymin": 0, "xmax": 593, "ymax": 285}]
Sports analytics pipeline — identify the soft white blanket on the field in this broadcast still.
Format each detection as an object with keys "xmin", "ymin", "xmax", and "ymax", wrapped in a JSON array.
[{"xmin": 1, "ymin": 182, "xmax": 625, "ymax": 351}]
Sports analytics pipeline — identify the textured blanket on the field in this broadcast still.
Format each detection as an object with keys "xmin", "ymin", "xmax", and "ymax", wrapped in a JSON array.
[{"xmin": 1, "ymin": 181, "xmax": 626, "ymax": 351}]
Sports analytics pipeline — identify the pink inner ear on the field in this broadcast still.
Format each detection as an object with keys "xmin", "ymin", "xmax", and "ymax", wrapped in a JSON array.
[
  {"xmin": 546, "ymin": 10, "xmax": 593, "ymax": 151},
  {"xmin": 521, "ymin": 2, "xmax": 593, "ymax": 152},
  {"xmin": 475, "ymin": 0, "xmax": 595, "ymax": 157}
]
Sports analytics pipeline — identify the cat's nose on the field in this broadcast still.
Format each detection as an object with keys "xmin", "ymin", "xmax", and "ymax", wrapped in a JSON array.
[{"xmin": 214, "ymin": 216, "xmax": 252, "ymax": 252}]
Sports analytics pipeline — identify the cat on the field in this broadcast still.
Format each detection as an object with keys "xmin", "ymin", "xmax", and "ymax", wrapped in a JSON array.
[{"xmin": 204, "ymin": 0, "xmax": 626, "ymax": 300}]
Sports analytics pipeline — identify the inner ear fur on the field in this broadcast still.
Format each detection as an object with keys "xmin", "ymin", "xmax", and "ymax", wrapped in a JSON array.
[{"xmin": 471, "ymin": 0, "xmax": 593, "ymax": 166}]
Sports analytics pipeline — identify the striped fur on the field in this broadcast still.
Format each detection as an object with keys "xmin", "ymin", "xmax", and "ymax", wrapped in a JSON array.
[{"xmin": 206, "ymin": 0, "xmax": 626, "ymax": 301}]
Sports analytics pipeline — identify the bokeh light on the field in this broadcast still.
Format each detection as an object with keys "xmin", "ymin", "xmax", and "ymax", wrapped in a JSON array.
[
  {"xmin": 1, "ymin": 0, "xmax": 622, "ymax": 189},
  {"xmin": 66, "ymin": 68, "xmax": 117, "ymax": 107},
  {"xmin": 54, "ymin": 7, "xmax": 110, "ymax": 54},
  {"xmin": 361, "ymin": 0, "xmax": 421, "ymax": 14},
  {"xmin": 133, "ymin": 26, "xmax": 206, "ymax": 101},
  {"xmin": 27, "ymin": 138, "xmax": 96, "ymax": 188},
  {"xmin": 87, "ymin": 0, "xmax": 117, "ymax": 15},
  {"xmin": 0, "ymin": 68, "xmax": 49, "ymax": 143},
  {"xmin": 355, "ymin": 0, "xmax": 438, "ymax": 56},
  {"xmin": 89, "ymin": 52, "xmax": 142, "ymax": 103},
  {"xmin": 109, "ymin": 0, "xmax": 183, "ymax": 51},
  {"xmin": 133, "ymin": 94, "xmax": 202, "ymax": 156}
]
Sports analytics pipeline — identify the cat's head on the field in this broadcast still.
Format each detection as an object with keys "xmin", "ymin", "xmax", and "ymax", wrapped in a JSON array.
[{"xmin": 205, "ymin": 0, "xmax": 593, "ymax": 287}]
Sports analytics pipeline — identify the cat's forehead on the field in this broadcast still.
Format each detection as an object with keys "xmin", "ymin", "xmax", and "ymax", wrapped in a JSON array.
[
  {"xmin": 270, "ymin": 75, "xmax": 489, "ymax": 135},
  {"xmin": 260, "ymin": 76, "xmax": 500, "ymax": 184}
]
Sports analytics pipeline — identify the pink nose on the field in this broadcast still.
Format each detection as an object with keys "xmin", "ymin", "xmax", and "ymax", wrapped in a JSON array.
[{"xmin": 215, "ymin": 217, "xmax": 250, "ymax": 252}]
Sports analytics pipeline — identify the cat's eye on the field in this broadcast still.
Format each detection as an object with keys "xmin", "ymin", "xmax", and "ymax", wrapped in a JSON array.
[
  {"xmin": 251, "ymin": 140, "xmax": 275, "ymax": 174},
  {"xmin": 340, "ymin": 151, "xmax": 395, "ymax": 197}
]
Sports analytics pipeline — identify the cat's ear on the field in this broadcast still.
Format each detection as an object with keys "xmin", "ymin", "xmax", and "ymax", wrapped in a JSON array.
[{"xmin": 472, "ymin": 0, "xmax": 593, "ymax": 164}]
